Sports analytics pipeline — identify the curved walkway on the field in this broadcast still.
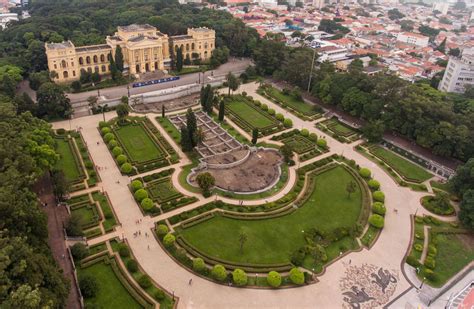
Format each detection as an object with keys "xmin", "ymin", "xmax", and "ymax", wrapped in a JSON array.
[{"xmin": 52, "ymin": 82, "xmax": 437, "ymax": 308}]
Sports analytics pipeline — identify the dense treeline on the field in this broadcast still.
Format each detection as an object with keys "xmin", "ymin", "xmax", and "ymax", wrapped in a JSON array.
[
  {"xmin": 252, "ymin": 38, "xmax": 474, "ymax": 161},
  {"xmin": 0, "ymin": 0, "xmax": 258, "ymax": 73},
  {"xmin": 0, "ymin": 95, "xmax": 70, "ymax": 306}
]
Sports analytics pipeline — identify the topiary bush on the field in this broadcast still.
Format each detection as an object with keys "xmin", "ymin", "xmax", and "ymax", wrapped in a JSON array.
[
  {"xmin": 261, "ymin": 104, "xmax": 268, "ymax": 111},
  {"xmin": 156, "ymin": 224, "xmax": 169, "ymax": 237},
  {"xmin": 289, "ymin": 268, "xmax": 305, "ymax": 285},
  {"xmin": 267, "ymin": 271, "xmax": 282, "ymax": 288},
  {"xmin": 104, "ymin": 132, "xmax": 115, "ymax": 142},
  {"xmin": 368, "ymin": 179, "xmax": 380, "ymax": 190},
  {"xmin": 276, "ymin": 113, "xmax": 284, "ymax": 121},
  {"xmin": 414, "ymin": 244, "xmax": 423, "ymax": 252},
  {"xmin": 359, "ymin": 168, "xmax": 371, "ymax": 179},
  {"xmin": 117, "ymin": 154, "xmax": 128, "ymax": 165},
  {"xmin": 192, "ymin": 258, "xmax": 206, "ymax": 273},
  {"xmin": 373, "ymin": 191, "xmax": 385, "ymax": 202},
  {"xmin": 138, "ymin": 275, "xmax": 152, "ymax": 289},
  {"xmin": 99, "ymin": 121, "xmax": 109, "ymax": 128},
  {"xmin": 140, "ymin": 198, "xmax": 154, "ymax": 211},
  {"xmin": 316, "ymin": 138, "xmax": 327, "ymax": 149},
  {"xmin": 428, "ymin": 245, "xmax": 437, "ymax": 257},
  {"xmin": 119, "ymin": 245, "xmax": 130, "ymax": 258},
  {"xmin": 112, "ymin": 146, "xmax": 123, "ymax": 157},
  {"xmin": 232, "ymin": 269, "xmax": 248, "ymax": 286},
  {"xmin": 424, "ymin": 256, "xmax": 435, "ymax": 269},
  {"xmin": 309, "ymin": 133, "xmax": 318, "ymax": 141},
  {"xmin": 406, "ymin": 255, "xmax": 421, "ymax": 268},
  {"xmin": 101, "ymin": 127, "xmax": 111, "ymax": 135},
  {"xmin": 131, "ymin": 180, "xmax": 143, "ymax": 192},
  {"xmin": 121, "ymin": 162, "xmax": 133, "ymax": 174},
  {"xmin": 211, "ymin": 264, "xmax": 227, "ymax": 281},
  {"xmin": 283, "ymin": 118, "xmax": 293, "ymax": 128},
  {"xmin": 127, "ymin": 260, "xmax": 139, "ymax": 273},
  {"xmin": 300, "ymin": 129, "xmax": 309, "ymax": 137},
  {"xmin": 369, "ymin": 214, "xmax": 385, "ymax": 229},
  {"xmin": 372, "ymin": 202, "xmax": 386, "ymax": 216},
  {"xmin": 134, "ymin": 189, "xmax": 148, "ymax": 202},
  {"xmin": 163, "ymin": 233, "xmax": 176, "ymax": 247},
  {"xmin": 108, "ymin": 139, "xmax": 118, "ymax": 148},
  {"xmin": 268, "ymin": 108, "xmax": 275, "ymax": 115}
]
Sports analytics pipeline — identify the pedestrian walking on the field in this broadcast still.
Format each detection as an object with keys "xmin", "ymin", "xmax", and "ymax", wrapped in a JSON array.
[
  {"xmin": 145, "ymin": 232, "xmax": 148, "ymax": 237},
  {"xmin": 147, "ymin": 245, "xmax": 150, "ymax": 250},
  {"xmin": 349, "ymin": 259, "xmax": 351, "ymax": 265},
  {"xmin": 139, "ymin": 230, "xmax": 141, "ymax": 236},
  {"xmin": 189, "ymin": 279, "xmax": 193, "ymax": 285}
]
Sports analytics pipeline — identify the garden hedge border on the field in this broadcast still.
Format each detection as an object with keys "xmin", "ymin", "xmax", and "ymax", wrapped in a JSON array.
[
  {"xmin": 146, "ymin": 177, "xmax": 183, "ymax": 203},
  {"xmin": 55, "ymin": 135, "xmax": 87, "ymax": 186}
]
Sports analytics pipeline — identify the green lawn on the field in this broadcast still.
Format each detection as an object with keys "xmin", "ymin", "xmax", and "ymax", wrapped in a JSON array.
[
  {"xmin": 115, "ymin": 124, "xmax": 164, "ymax": 163},
  {"xmin": 226, "ymin": 99, "xmax": 276, "ymax": 129},
  {"xmin": 179, "ymin": 166, "xmax": 363, "ymax": 265},
  {"xmin": 427, "ymin": 233, "xmax": 474, "ymax": 287},
  {"xmin": 55, "ymin": 138, "xmax": 82, "ymax": 182},
  {"xmin": 157, "ymin": 117, "xmax": 181, "ymax": 144},
  {"xmin": 371, "ymin": 146, "xmax": 433, "ymax": 183},
  {"xmin": 330, "ymin": 123, "xmax": 355, "ymax": 135},
  {"xmin": 71, "ymin": 205, "xmax": 98, "ymax": 228},
  {"xmin": 79, "ymin": 260, "xmax": 143, "ymax": 309},
  {"xmin": 266, "ymin": 87, "xmax": 317, "ymax": 116},
  {"xmin": 92, "ymin": 192, "xmax": 117, "ymax": 232}
]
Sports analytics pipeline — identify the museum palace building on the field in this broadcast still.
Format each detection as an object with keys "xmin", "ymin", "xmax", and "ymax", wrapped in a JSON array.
[{"xmin": 45, "ymin": 24, "xmax": 216, "ymax": 83}]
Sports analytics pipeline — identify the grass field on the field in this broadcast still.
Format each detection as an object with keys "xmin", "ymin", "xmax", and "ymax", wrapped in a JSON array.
[
  {"xmin": 79, "ymin": 260, "xmax": 143, "ymax": 309},
  {"xmin": 226, "ymin": 99, "xmax": 276, "ymax": 129},
  {"xmin": 71, "ymin": 205, "xmax": 98, "ymax": 228},
  {"xmin": 330, "ymin": 123, "xmax": 354, "ymax": 135},
  {"xmin": 92, "ymin": 192, "xmax": 117, "ymax": 232},
  {"xmin": 55, "ymin": 138, "xmax": 82, "ymax": 182},
  {"xmin": 115, "ymin": 124, "xmax": 164, "ymax": 163},
  {"xmin": 371, "ymin": 146, "xmax": 433, "ymax": 183},
  {"xmin": 179, "ymin": 166, "xmax": 363, "ymax": 265},
  {"xmin": 265, "ymin": 87, "xmax": 317, "ymax": 116}
]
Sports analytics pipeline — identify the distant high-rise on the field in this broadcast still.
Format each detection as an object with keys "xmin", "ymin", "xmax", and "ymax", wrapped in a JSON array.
[{"xmin": 438, "ymin": 52, "xmax": 474, "ymax": 93}]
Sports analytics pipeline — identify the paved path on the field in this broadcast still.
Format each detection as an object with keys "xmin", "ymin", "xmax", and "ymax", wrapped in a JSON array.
[{"xmin": 51, "ymin": 82, "xmax": 441, "ymax": 308}]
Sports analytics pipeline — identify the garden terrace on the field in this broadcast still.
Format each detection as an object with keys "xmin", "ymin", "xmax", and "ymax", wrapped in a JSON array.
[
  {"xmin": 406, "ymin": 216, "xmax": 474, "ymax": 287},
  {"xmin": 362, "ymin": 144, "xmax": 433, "ymax": 183},
  {"xmin": 223, "ymin": 95, "xmax": 284, "ymax": 136},
  {"xmin": 54, "ymin": 133, "xmax": 88, "ymax": 191},
  {"xmin": 169, "ymin": 111, "xmax": 244, "ymax": 158},
  {"xmin": 316, "ymin": 118, "xmax": 360, "ymax": 143},
  {"xmin": 101, "ymin": 117, "xmax": 177, "ymax": 174},
  {"xmin": 271, "ymin": 129, "xmax": 329, "ymax": 162},
  {"xmin": 174, "ymin": 164, "xmax": 370, "ymax": 274},
  {"xmin": 257, "ymin": 85, "xmax": 323, "ymax": 120}
]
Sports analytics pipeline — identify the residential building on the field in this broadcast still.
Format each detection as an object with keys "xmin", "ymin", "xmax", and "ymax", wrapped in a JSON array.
[
  {"xmin": 432, "ymin": 2, "xmax": 449, "ymax": 15},
  {"xmin": 316, "ymin": 46, "xmax": 349, "ymax": 62},
  {"xmin": 396, "ymin": 32, "xmax": 429, "ymax": 47},
  {"xmin": 45, "ymin": 24, "xmax": 215, "ymax": 83},
  {"xmin": 0, "ymin": 12, "xmax": 18, "ymax": 29},
  {"xmin": 438, "ymin": 53, "xmax": 474, "ymax": 93}
]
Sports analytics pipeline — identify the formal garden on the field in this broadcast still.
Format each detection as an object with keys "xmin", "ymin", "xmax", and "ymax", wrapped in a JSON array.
[
  {"xmin": 405, "ymin": 215, "xmax": 474, "ymax": 287},
  {"xmin": 223, "ymin": 94, "xmax": 292, "ymax": 136},
  {"xmin": 153, "ymin": 156, "xmax": 387, "ymax": 288},
  {"xmin": 257, "ymin": 84, "xmax": 323, "ymax": 120},
  {"xmin": 129, "ymin": 168, "xmax": 198, "ymax": 216},
  {"xmin": 54, "ymin": 130, "xmax": 99, "ymax": 191},
  {"xmin": 99, "ymin": 117, "xmax": 179, "ymax": 175},
  {"xmin": 316, "ymin": 118, "xmax": 360, "ymax": 143},
  {"xmin": 65, "ymin": 191, "xmax": 119, "ymax": 239},
  {"xmin": 271, "ymin": 129, "xmax": 329, "ymax": 162},
  {"xmin": 71, "ymin": 239, "xmax": 174, "ymax": 309}
]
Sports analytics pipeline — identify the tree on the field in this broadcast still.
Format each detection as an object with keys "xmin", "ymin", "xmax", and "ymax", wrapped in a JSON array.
[
  {"xmin": 196, "ymin": 172, "xmax": 215, "ymax": 196},
  {"xmin": 388, "ymin": 8, "xmax": 405, "ymax": 20},
  {"xmin": 108, "ymin": 52, "xmax": 120, "ymax": 80},
  {"xmin": 436, "ymin": 38, "xmax": 447, "ymax": 54},
  {"xmin": 51, "ymin": 170, "xmax": 69, "ymax": 201},
  {"xmin": 91, "ymin": 71, "xmax": 101, "ymax": 83},
  {"xmin": 36, "ymin": 82, "xmax": 72, "ymax": 119},
  {"xmin": 28, "ymin": 71, "xmax": 50, "ymax": 91},
  {"xmin": 162, "ymin": 104, "xmax": 165, "ymax": 118},
  {"xmin": 280, "ymin": 144, "xmax": 294, "ymax": 163},
  {"xmin": 218, "ymin": 98, "xmax": 225, "ymax": 121},
  {"xmin": 79, "ymin": 275, "xmax": 98, "ymax": 298},
  {"xmin": 346, "ymin": 181, "xmax": 356, "ymax": 198},
  {"xmin": 116, "ymin": 103, "xmax": 129, "ymax": 124},
  {"xmin": 226, "ymin": 73, "xmax": 240, "ymax": 96},
  {"xmin": 180, "ymin": 126, "xmax": 192, "ymax": 152},
  {"xmin": 459, "ymin": 190, "xmax": 474, "ymax": 230},
  {"xmin": 238, "ymin": 231, "xmax": 248, "ymax": 254},
  {"xmin": 66, "ymin": 213, "xmax": 83, "ymax": 236},
  {"xmin": 449, "ymin": 158, "xmax": 474, "ymax": 197},
  {"xmin": 71, "ymin": 243, "xmax": 89, "ymax": 261},
  {"xmin": 176, "ymin": 47, "xmax": 183, "ymax": 72},
  {"xmin": 362, "ymin": 120, "xmax": 385, "ymax": 142},
  {"xmin": 71, "ymin": 80, "xmax": 82, "ymax": 92},
  {"xmin": 448, "ymin": 47, "xmax": 460, "ymax": 57},
  {"xmin": 251, "ymin": 128, "xmax": 258, "ymax": 145},
  {"xmin": 186, "ymin": 108, "xmax": 197, "ymax": 147},
  {"xmin": 400, "ymin": 20, "xmax": 414, "ymax": 31},
  {"xmin": 115, "ymin": 45, "xmax": 124, "ymax": 72}
]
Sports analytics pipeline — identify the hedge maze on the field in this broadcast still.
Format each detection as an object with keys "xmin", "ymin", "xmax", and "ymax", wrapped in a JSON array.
[
  {"xmin": 223, "ymin": 95, "xmax": 285, "ymax": 136},
  {"xmin": 271, "ymin": 129, "xmax": 329, "ymax": 162},
  {"xmin": 316, "ymin": 118, "xmax": 360, "ymax": 143},
  {"xmin": 100, "ymin": 117, "xmax": 179, "ymax": 175}
]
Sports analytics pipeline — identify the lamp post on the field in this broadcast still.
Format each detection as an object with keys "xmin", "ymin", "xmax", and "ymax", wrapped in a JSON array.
[{"xmin": 307, "ymin": 47, "xmax": 317, "ymax": 92}]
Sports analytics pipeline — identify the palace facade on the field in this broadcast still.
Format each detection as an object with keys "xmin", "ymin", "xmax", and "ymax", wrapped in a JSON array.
[{"xmin": 45, "ymin": 24, "xmax": 215, "ymax": 83}]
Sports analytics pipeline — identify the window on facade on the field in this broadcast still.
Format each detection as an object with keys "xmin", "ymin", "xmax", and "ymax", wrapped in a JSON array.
[
  {"xmin": 79, "ymin": 57, "xmax": 84, "ymax": 65},
  {"xmin": 86, "ymin": 56, "xmax": 91, "ymax": 64},
  {"xmin": 94, "ymin": 66, "xmax": 99, "ymax": 73},
  {"xmin": 61, "ymin": 60, "xmax": 67, "ymax": 68},
  {"xmin": 71, "ymin": 62, "xmax": 74, "ymax": 67},
  {"xmin": 87, "ymin": 67, "xmax": 92, "ymax": 73},
  {"xmin": 192, "ymin": 43, "xmax": 195, "ymax": 50},
  {"xmin": 186, "ymin": 43, "xmax": 190, "ymax": 51},
  {"xmin": 204, "ymin": 43, "xmax": 208, "ymax": 49},
  {"xmin": 54, "ymin": 64, "xmax": 57, "ymax": 69},
  {"xmin": 100, "ymin": 54, "xmax": 105, "ymax": 62},
  {"xmin": 63, "ymin": 71, "xmax": 68, "ymax": 78},
  {"xmin": 93, "ymin": 55, "xmax": 98, "ymax": 63},
  {"xmin": 73, "ymin": 71, "xmax": 76, "ymax": 77},
  {"xmin": 101, "ymin": 65, "xmax": 106, "ymax": 72}
]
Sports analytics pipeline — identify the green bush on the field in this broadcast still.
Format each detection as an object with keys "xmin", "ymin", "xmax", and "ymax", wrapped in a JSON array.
[
  {"xmin": 140, "ymin": 198, "xmax": 154, "ymax": 211},
  {"xmin": 309, "ymin": 133, "xmax": 318, "ymax": 141},
  {"xmin": 359, "ymin": 168, "xmax": 371, "ymax": 178},
  {"xmin": 163, "ymin": 233, "xmax": 176, "ymax": 247},
  {"xmin": 232, "ymin": 269, "xmax": 248, "ymax": 286},
  {"xmin": 300, "ymin": 129, "xmax": 309, "ymax": 137},
  {"xmin": 369, "ymin": 214, "xmax": 384, "ymax": 228},
  {"xmin": 108, "ymin": 139, "xmax": 118, "ymax": 148},
  {"xmin": 131, "ymin": 180, "xmax": 143, "ymax": 192},
  {"xmin": 138, "ymin": 275, "xmax": 152, "ymax": 289},
  {"xmin": 156, "ymin": 224, "xmax": 169, "ymax": 237},
  {"xmin": 71, "ymin": 243, "xmax": 89, "ymax": 261},
  {"xmin": 134, "ymin": 189, "xmax": 148, "ymax": 202},
  {"xmin": 289, "ymin": 268, "xmax": 305, "ymax": 285},
  {"xmin": 368, "ymin": 179, "xmax": 380, "ymax": 190},
  {"xmin": 406, "ymin": 255, "xmax": 421, "ymax": 267},
  {"xmin": 267, "ymin": 271, "xmax": 282, "ymax": 288},
  {"xmin": 372, "ymin": 202, "xmax": 386, "ymax": 216},
  {"xmin": 276, "ymin": 113, "xmax": 284, "ymax": 121},
  {"xmin": 99, "ymin": 121, "xmax": 109, "ymax": 128},
  {"xmin": 127, "ymin": 260, "xmax": 139, "ymax": 273},
  {"xmin": 428, "ymin": 245, "xmax": 437, "ymax": 257},
  {"xmin": 120, "ymin": 162, "xmax": 133, "ymax": 174},
  {"xmin": 117, "ymin": 154, "xmax": 128, "ymax": 165},
  {"xmin": 316, "ymin": 139, "xmax": 327, "ymax": 149},
  {"xmin": 373, "ymin": 191, "xmax": 385, "ymax": 202},
  {"xmin": 261, "ymin": 104, "xmax": 268, "ymax": 111},
  {"xmin": 424, "ymin": 256, "xmax": 435, "ymax": 269},
  {"xmin": 192, "ymin": 258, "xmax": 206, "ymax": 273},
  {"xmin": 211, "ymin": 264, "xmax": 227, "ymax": 281},
  {"xmin": 79, "ymin": 275, "xmax": 98, "ymax": 298},
  {"xmin": 154, "ymin": 289, "xmax": 165, "ymax": 301},
  {"xmin": 283, "ymin": 118, "xmax": 293, "ymax": 128},
  {"xmin": 104, "ymin": 132, "xmax": 115, "ymax": 142},
  {"xmin": 119, "ymin": 245, "xmax": 130, "ymax": 258},
  {"xmin": 112, "ymin": 146, "xmax": 123, "ymax": 157},
  {"xmin": 414, "ymin": 244, "xmax": 423, "ymax": 252},
  {"xmin": 101, "ymin": 127, "xmax": 111, "ymax": 135},
  {"xmin": 268, "ymin": 108, "xmax": 275, "ymax": 115}
]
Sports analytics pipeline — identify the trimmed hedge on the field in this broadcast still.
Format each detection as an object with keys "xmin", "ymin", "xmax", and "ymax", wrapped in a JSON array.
[
  {"xmin": 211, "ymin": 264, "xmax": 227, "ymax": 281},
  {"xmin": 267, "ymin": 271, "xmax": 282, "ymax": 287},
  {"xmin": 232, "ymin": 269, "xmax": 248, "ymax": 286},
  {"xmin": 289, "ymin": 268, "xmax": 305, "ymax": 285},
  {"xmin": 369, "ymin": 214, "xmax": 384, "ymax": 228},
  {"xmin": 372, "ymin": 202, "xmax": 386, "ymax": 216},
  {"xmin": 372, "ymin": 191, "xmax": 385, "ymax": 202}
]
